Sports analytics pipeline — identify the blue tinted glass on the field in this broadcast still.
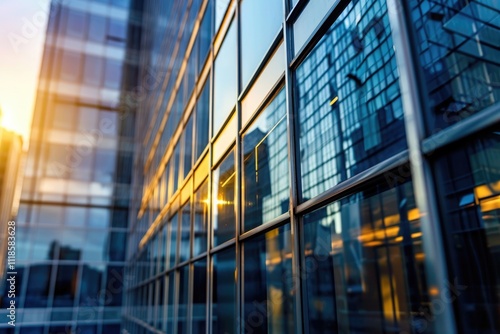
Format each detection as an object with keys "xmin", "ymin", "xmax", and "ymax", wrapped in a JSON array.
[
  {"xmin": 79, "ymin": 265, "xmax": 103, "ymax": 306},
  {"xmin": 410, "ymin": 0, "xmax": 500, "ymax": 132},
  {"xmin": 240, "ymin": 0, "xmax": 282, "ymax": 88},
  {"xmin": 104, "ymin": 266, "xmax": 123, "ymax": 306},
  {"xmin": 199, "ymin": 1, "xmax": 213, "ymax": 71},
  {"xmin": 243, "ymin": 89, "xmax": 289, "ymax": 231},
  {"xmin": 303, "ymin": 177, "xmax": 429, "ymax": 333},
  {"xmin": 180, "ymin": 202, "xmax": 191, "ymax": 262},
  {"xmin": 172, "ymin": 141, "xmax": 181, "ymax": 193},
  {"xmin": 24, "ymin": 264, "xmax": 52, "ymax": 307},
  {"xmin": 243, "ymin": 224, "xmax": 294, "ymax": 333},
  {"xmin": 177, "ymin": 266, "xmax": 190, "ymax": 334},
  {"xmin": 104, "ymin": 59, "xmax": 122, "ymax": 89},
  {"xmin": 66, "ymin": 9, "xmax": 86, "ymax": 39},
  {"xmin": 59, "ymin": 51, "xmax": 81, "ymax": 82},
  {"xmin": 168, "ymin": 213, "xmax": 179, "ymax": 268},
  {"xmin": 215, "ymin": 0, "xmax": 230, "ymax": 31},
  {"xmin": 192, "ymin": 259, "xmax": 207, "ymax": 333},
  {"xmin": 166, "ymin": 273, "xmax": 176, "ymax": 333},
  {"xmin": 107, "ymin": 18, "xmax": 127, "ymax": 45},
  {"xmin": 296, "ymin": 0, "xmax": 406, "ymax": 200},
  {"xmin": 195, "ymin": 79, "xmax": 210, "ymax": 161},
  {"xmin": 83, "ymin": 55, "xmax": 103, "ymax": 86},
  {"xmin": 52, "ymin": 264, "xmax": 79, "ymax": 307},
  {"xmin": 434, "ymin": 129, "xmax": 500, "ymax": 333},
  {"xmin": 109, "ymin": 231, "xmax": 127, "ymax": 261},
  {"xmin": 212, "ymin": 150, "xmax": 236, "ymax": 245},
  {"xmin": 65, "ymin": 207, "xmax": 86, "ymax": 227},
  {"xmin": 183, "ymin": 115, "xmax": 194, "ymax": 178},
  {"xmin": 83, "ymin": 230, "xmax": 107, "ymax": 261},
  {"xmin": 88, "ymin": 14, "xmax": 106, "ymax": 43},
  {"xmin": 213, "ymin": 20, "xmax": 237, "ymax": 134},
  {"xmin": 212, "ymin": 247, "xmax": 235, "ymax": 333}
]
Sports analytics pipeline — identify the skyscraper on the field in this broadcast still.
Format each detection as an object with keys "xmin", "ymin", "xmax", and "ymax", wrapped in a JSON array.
[
  {"xmin": 0, "ymin": 0, "xmax": 142, "ymax": 333},
  {"xmin": 123, "ymin": 0, "xmax": 500, "ymax": 333}
]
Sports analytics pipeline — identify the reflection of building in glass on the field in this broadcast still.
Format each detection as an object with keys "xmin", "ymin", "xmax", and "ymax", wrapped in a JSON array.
[
  {"xmin": 0, "ymin": 0, "xmax": 142, "ymax": 333},
  {"xmin": 121, "ymin": 0, "xmax": 499, "ymax": 333}
]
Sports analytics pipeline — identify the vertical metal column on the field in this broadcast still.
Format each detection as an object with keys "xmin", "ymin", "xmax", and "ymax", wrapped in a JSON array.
[{"xmin": 387, "ymin": 0, "xmax": 457, "ymax": 332}]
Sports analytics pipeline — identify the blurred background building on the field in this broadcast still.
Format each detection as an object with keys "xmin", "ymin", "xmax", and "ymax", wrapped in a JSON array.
[
  {"xmin": 0, "ymin": 0, "xmax": 142, "ymax": 333},
  {"xmin": 123, "ymin": 0, "xmax": 500, "ymax": 333},
  {"xmin": 0, "ymin": 118, "xmax": 23, "ymax": 280},
  {"xmin": 1, "ymin": 0, "xmax": 499, "ymax": 333}
]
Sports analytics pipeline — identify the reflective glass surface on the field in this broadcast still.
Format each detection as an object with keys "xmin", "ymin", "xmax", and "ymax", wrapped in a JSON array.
[
  {"xmin": 410, "ymin": 0, "xmax": 500, "ymax": 132},
  {"xmin": 194, "ymin": 181, "xmax": 209, "ymax": 256},
  {"xmin": 296, "ymin": 0, "xmax": 406, "ymax": 200},
  {"xmin": 180, "ymin": 201, "xmax": 191, "ymax": 262},
  {"xmin": 240, "ymin": 0, "xmax": 282, "ymax": 88},
  {"xmin": 243, "ymin": 89, "xmax": 289, "ymax": 231},
  {"xmin": 243, "ymin": 224, "xmax": 294, "ymax": 333},
  {"xmin": 166, "ymin": 274, "xmax": 176, "ymax": 333},
  {"xmin": 195, "ymin": 79, "xmax": 210, "ymax": 161},
  {"xmin": 215, "ymin": 0, "xmax": 230, "ymax": 31},
  {"xmin": 303, "ymin": 177, "xmax": 429, "ymax": 333},
  {"xmin": 212, "ymin": 247, "xmax": 236, "ymax": 334},
  {"xmin": 177, "ymin": 266, "xmax": 190, "ymax": 334},
  {"xmin": 168, "ymin": 213, "xmax": 179, "ymax": 268},
  {"xmin": 213, "ymin": 20, "xmax": 237, "ymax": 134},
  {"xmin": 212, "ymin": 150, "xmax": 236, "ymax": 245},
  {"xmin": 192, "ymin": 259, "xmax": 207, "ymax": 334},
  {"xmin": 434, "ymin": 129, "xmax": 500, "ymax": 333}
]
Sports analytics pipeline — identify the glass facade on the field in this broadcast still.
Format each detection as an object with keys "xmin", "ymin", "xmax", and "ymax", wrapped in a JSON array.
[
  {"xmin": 119, "ymin": 0, "xmax": 498, "ymax": 333},
  {"xmin": 0, "ymin": 0, "xmax": 142, "ymax": 333}
]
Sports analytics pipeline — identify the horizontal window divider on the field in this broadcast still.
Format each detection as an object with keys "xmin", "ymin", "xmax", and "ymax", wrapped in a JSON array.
[
  {"xmin": 239, "ymin": 75, "xmax": 286, "ymax": 135},
  {"xmin": 211, "ymin": 109, "xmax": 237, "ymax": 143},
  {"xmin": 296, "ymin": 150, "xmax": 409, "ymax": 215},
  {"xmin": 122, "ymin": 314, "xmax": 160, "ymax": 334},
  {"xmin": 209, "ymin": 239, "xmax": 236, "ymax": 254},
  {"xmin": 237, "ymin": 29, "xmax": 284, "ymax": 101},
  {"xmin": 191, "ymin": 252, "xmax": 208, "ymax": 263},
  {"xmin": 239, "ymin": 212, "xmax": 290, "ymax": 242},
  {"xmin": 177, "ymin": 259, "xmax": 191, "ymax": 268},
  {"xmin": 422, "ymin": 103, "xmax": 500, "ymax": 155},
  {"xmin": 289, "ymin": 0, "xmax": 348, "ymax": 70}
]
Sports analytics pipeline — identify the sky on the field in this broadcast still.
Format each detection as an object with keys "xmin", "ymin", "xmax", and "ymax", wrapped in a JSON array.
[{"xmin": 0, "ymin": 0, "xmax": 50, "ymax": 147}]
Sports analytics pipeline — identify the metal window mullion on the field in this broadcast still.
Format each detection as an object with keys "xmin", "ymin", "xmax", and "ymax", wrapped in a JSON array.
[
  {"xmin": 282, "ymin": 0, "xmax": 305, "ymax": 332},
  {"xmin": 387, "ymin": 0, "xmax": 457, "ymax": 333}
]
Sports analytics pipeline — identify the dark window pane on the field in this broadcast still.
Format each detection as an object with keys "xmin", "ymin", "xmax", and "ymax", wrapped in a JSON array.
[
  {"xmin": 410, "ymin": 0, "xmax": 500, "ymax": 132},
  {"xmin": 192, "ymin": 259, "xmax": 207, "ymax": 334},
  {"xmin": 243, "ymin": 88, "xmax": 289, "ymax": 231},
  {"xmin": 212, "ymin": 247, "xmax": 236, "ymax": 334},
  {"xmin": 177, "ymin": 266, "xmax": 190, "ymax": 334},
  {"xmin": 213, "ymin": 20, "xmax": 237, "ymax": 134},
  {"xmin": 212, "ymin": 150, "xmax": 236, "ymax": 245},
  {"xmin": 198, "ymin": 1, "xmax": 213, "ymax": 71},
  {"xmin": 435, "ymin": 129, "xmax": 500, "ymax": 332},
  {"xmin": 24, "ymin": 264, "xmax": 52, "ymax": 307},
  {"xmin": 240, "ymin": 0, "xmax": 282, "ymax": 88},
  {"xmin": 195, "ymin": 79, "xmax": 210, "ymax": 161},
  {"xmin": 104, "ymin": 265, "xmax": 124, "ymax": 306},
  {"xmin": 193, "ymin": 181, "xmax": 209, "ymax": 256},
  {"xmin": 243, "ymin": 224, "xmax": 295, "ymax": 333},
  {"xmin": 303, "ymin": 176, "xmax": 430, "ymax": 333},
  {"xmin": 183, "ymin": 115, "xmax": 194, "ymax": 178},
  {"xmin": 168, "ymin": 213, "xmax": 179, "ymax": 268},
  {"xmin": 166, "ymin": 274, "xmax": 176, "ymax": 333},
  {"xmin": 78, "ymin": 264, "xmax": 103, "ymax": 306},
  {"xmin": 109, "ymin": 231, "xmax": 127, "ymax": 261},
  {"xmin": 179, "ymin": 202, "xmax": 191, "ymax": 262},
  {"xmin": 53, "ymin": 264, "xmax": 79, "ymax": 307},
  {"xmin": 296, "ymin": 0, "xmax": 406, "ymax": 200},
  {"xmin": 74, "ymin": 325, "xmax": 97, "ymax": 334}
]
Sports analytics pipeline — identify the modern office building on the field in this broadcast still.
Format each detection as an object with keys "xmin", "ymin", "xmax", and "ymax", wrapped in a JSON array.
[
  {"xmin": 0, "ymin": 126, "xmax": 23, "ymax": 280},
  {"xmin": 0, "ymin": 0, "xmax": 142, "ymax": 333},
  {"xmin": 123, "ymin": 0, "xmax": 500, "ymax": 333}
]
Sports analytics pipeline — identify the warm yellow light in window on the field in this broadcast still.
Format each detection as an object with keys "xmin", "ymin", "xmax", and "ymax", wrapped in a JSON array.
[{"xmin": 329, "ymin": 96, "xmax": 339, "ymax": 106}]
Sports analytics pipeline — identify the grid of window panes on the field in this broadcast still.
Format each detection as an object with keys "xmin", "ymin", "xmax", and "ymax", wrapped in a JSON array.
[{"xmin": 124, "ymin": 0, "xmax": 500, "ymax": 333}]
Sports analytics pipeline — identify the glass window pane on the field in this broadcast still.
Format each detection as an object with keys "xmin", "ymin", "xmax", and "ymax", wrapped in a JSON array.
[
  {"xmin": 243, "ymin": 89, "xmax": 289, "ymax": 231},
  {"xmin": 66, "ymin": 9, "xmax": 86, "ymax": 39},
  {"xmin": 168, "ymin": 213, "xmax": 179, "ymax": 268},
  {"xmin": 434, "ymin": 129, "xmax": 500, "ymax": 332},
  {"xmin": 296, "ymin": 0, "xmax": 406, "ymax": 200},
  {"xmin": 194, "ymin": 181, "xmax": 209, "ymax": 256},
  {"xmin": 183, "ymin": 115, "xmax": 194, "ymax": 179},
  {"xmin": 195, "ymin": 79, "xmax": 210, "ymax": 161},
  {"xmin": 192, "ymin": 259, "xmax": 207, "ymax": 334},
  {"xmin": 88, "ymin": 14, "xmax": 106, "ymax": 43},
  {"xmin": 180, "ymin": 202, "xmax": 191, "ymax": 262},
  {"xmin": 213, "ymin": 20, "xmax": 237, "ymax": 134},
  {"xmin": 78, "ymin": 264, "xmax": 103, "ymax": 306},
  {"xmin": 240, "ymin": 0, "xmax": 282, "ymax": 88},
  {"xmin": 212, "ymin": 247, "xmax": 236, "ymax": 333},
  {"xmin": 212, "ymin": 150, "xmax": 236, "ymax": 245},
  {"xmin": 199, "ymin": 1, "xmax": 213, "ymax": 70},
  {"xmin": 410, "ymin": 0, "xmax": 500, "ymax": 132},
  {"xmin": 302, "ymin": 176, "xmax": 430, "ymax": 333},
  {"xmin": 24, "ymin": 264, "xmax": 52, "ymax": 307},
  {"xmin": 83, "ymin": 55, "xmax": 104, "ymax": 86},
  {"xmin": 177, "ymin": 266, "xmax": 190, "ymax": 334},
  {"xmin": 65, "ymin": 206, "xmax": 86, "ymax": 227},
  {"xmin": 59, "ymin": 51, "xmax": 82, "ymax": 82},
  {"xmin": 243, "ymin": 224, "xmax": 295, "ymax": 333},
  {"xmin": 104, "ymin": 59, "xmax": 123, "ymax": 90},
  {"xmin": 166, "ymin": 273, "xmax": 176, "ymax": 333},
  {"xmin": 215, "ymin": 0, "xmax": 230, "ymax": 31},
  {"xmin": 52, "ymin": 264, "xmax": 79, "ymax": 307}
]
